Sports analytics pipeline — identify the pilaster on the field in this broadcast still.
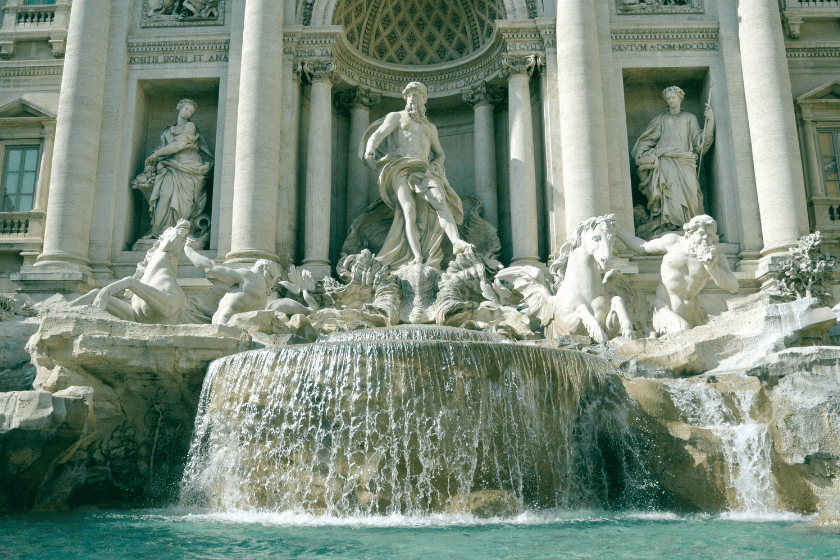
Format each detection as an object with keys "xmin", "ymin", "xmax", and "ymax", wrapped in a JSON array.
[
  {"xmin": 501, "ymin": 53, "xmax": 540, "ymax": 266},
  {"xmin": 462, "ymin": 81, "xmax": 505, "ymax": 228},
  {"xmin": 556, "ymin": 0, "xmax": 611, "ymax": 237},
  {"xmin": 336, "ymin": 86, "xmax": 381, "ymax": 227},
  {"xmin": 301, "ymin": 58, "xmax": 340, "ymax": 279},
  {"xmin": 737, "ymin": 0, "xmax": 810, "ymax": 267},
  {"xmin": 227, "ymin": 0, "xmax": 286, "ymax": 264}
]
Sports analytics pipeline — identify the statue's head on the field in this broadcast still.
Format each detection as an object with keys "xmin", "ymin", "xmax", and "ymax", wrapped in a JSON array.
[
  {"xmin": 551, "ymin": 214, "xmax": 617, "ymax": 279},
  {"xmin": 683, "ymin": 215, "xmax": 718, "ymax": 241},
  {"xmin": 662, "ymin": 86, "xmax": 685, "ymax": 109},
  {"xmin": 683, "ymin": 215, "xmax": 719, "ymax": 260},
  {"xmin": 156, "ymin": 219, "xmax": 190, "ymax": 258},
  {"xmin": 177, "ymin": 98, "xmax": 197, "ymax": 119},
  {"xmin": 402, "ymin": 82, "xmax": 428, "ymax": 120},
  {"xmin": 252, "ymin": 259, "xmax": 279, "ymax": 294}
]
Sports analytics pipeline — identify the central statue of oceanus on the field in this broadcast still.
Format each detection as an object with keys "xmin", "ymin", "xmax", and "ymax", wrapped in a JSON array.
[{"xmin": 360, "ymin": 81, "xmax": 474, "ymax": 270}]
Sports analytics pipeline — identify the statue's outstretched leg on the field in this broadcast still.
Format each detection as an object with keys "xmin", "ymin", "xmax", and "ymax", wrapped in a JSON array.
[
  {"xmin": 396, "ymin": 181, "xmax": 424, "ymax": 264},
  {"xmin": 71, "ymin": 288, "xmax": 136, "ymax": 321},
  {"xmin": 606, "ymin": 296, "xmax": 636, "ymax": 339},
  {"xmin": 423, "ymin": 187, "xmax": 474, "ymax": 255},
  {"xmin": 574, "ymin": 304, "xmax": 608, "ymax": 344}
]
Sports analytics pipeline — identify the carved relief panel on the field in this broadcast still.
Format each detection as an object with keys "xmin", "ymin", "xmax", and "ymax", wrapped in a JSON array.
[
  {"xmin": 142, "ymin": 0, "xmax": 226, "ymax": 28},
  {"xmin": 615, "ymin": 0, "xmax": 703, "ymax": 15}
]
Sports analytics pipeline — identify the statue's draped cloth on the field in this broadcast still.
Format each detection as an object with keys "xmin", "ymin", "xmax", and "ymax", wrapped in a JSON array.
[
  {"xmin": 149, "ymin": 125, "xmax": 213, "ymax": 237},
  {"xmin": 632, "ymin": 111, "xmax": 710, "ymax": 231},
  {"xmin": 362, "ymin": 119, "xmax": 464, "ymax": 270}
]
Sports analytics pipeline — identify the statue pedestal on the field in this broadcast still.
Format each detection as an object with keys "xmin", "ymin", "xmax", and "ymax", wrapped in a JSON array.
[
  {"xmin": 131, "ymin": 237, "xmax": 156, "ymax": 253},
  {"xmin": 395, "ymin": 263, "xmax": 440, "ymax": 324}
]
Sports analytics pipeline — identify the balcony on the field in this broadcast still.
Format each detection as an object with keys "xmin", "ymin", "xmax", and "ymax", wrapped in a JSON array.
[{"xmin": 0, "ymin": 0, "xmax": 70, "ymax": 58}]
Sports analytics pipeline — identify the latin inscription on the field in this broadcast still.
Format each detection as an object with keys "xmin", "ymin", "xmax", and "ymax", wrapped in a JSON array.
[
  {"xmin": 612, "ymin": 42, "xmax": 718, "ymax": 52},
  {"xmin": 342, "ymin": 69, "xmax": 496, "ymax": 94},
  {"xmin": 128, "ymin": 53, "xmax": 229, "ymax": 65}
]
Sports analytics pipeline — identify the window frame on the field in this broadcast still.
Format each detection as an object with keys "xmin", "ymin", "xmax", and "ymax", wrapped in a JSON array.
[
  {"xmin": 0, "ymin": 140, "xmax": 42, "ymax": 213},
  {"xmin": 817, "ymin": 128, "xmax": 840, "ymax": 199}
]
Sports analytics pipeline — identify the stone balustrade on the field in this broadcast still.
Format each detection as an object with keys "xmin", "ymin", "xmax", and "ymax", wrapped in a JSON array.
[
  {"xmin": 782, "ymin": 0, "xmax": 840, "ymax": 38},
  {"xmin": 0, "ymin": 0, "xmax": 69, "ymax": 57}
]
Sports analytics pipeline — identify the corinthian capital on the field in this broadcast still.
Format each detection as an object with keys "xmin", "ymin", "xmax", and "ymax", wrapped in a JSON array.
[
  {"xmin": 499, "ymin": 53, "xmax": 538, "ymax": 80},
  {"xmin": 301, "ymin": 58, "xmax": 340, "ymax": 84},
  {"xmin": 461, "ymin": 82, "xmax": 506, "ymax": 108},
  {"xmin": 335, "ymin": 86, "xmax": 382, "ymax": 111}
]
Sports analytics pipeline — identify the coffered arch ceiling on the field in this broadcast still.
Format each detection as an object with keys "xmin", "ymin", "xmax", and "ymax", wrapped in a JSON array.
[{"xmin": 326, "ymin": 0, "xmax": 509, "ymax": 65}]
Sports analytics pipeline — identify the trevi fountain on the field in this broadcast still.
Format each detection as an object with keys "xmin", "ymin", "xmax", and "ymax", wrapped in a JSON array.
[{"xmin": 1, "ymin": 0, "xmax": 840, "ymax": 558}]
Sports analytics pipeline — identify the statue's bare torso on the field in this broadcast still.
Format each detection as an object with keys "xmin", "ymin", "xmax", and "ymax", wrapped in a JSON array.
[{"xmin": 390, "ymin": 110, "xmax": 434, "ymax": 163}]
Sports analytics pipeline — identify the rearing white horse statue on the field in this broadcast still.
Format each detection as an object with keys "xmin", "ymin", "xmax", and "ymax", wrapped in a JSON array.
[
  {"xmin": 70, "ymin": 220, "xmax": 224, "ymax": 324},
  {"xmin": 495, "ymin": 214, "xmax": 636, "ymax": 343}
]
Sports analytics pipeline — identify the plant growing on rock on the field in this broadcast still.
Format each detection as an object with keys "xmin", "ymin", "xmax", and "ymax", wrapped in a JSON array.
[{"xmin": 773, "ymin": 231, "xmax": 839, "ymax": 307}]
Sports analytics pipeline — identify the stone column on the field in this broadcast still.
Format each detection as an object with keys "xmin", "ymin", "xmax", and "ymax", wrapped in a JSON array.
[
  {"xmin": 738, "ymin": 0, "xmax": 810, "ymax": 260},
  {"xmin": 33, "ymin": 0, "xmax": 112, "ymax": 278},
  {"xmin": 556, "ymin": 0, "xmax": 610, "ymax": 235},
  {"xmin": 302, "ymin": 59, "xmax": 339, "ymax": 279},
  {"xmin": 276, "ymin": 58, "xmax": 303, "ymax": 267},
  {"xmin": 32, "ymin": 122, "xmax": 55, "ymax": 213},
  {"xmin": 336, "ymin": 86, "xmax": 380, "ymax": 226},
  {"xmin": 462, "ymin": 82, "xmax": 504, "ymax": 228},
  {"xmin": 227, "ymin": 0, "xmax": 285, "ymax": 263},
  {"xmin": 501, "ymin": 53, "xmax": 540, "ymax": 266},
  {"xmin": 801, "ymin": 117, "xmax": 824, "ymax": 198}
]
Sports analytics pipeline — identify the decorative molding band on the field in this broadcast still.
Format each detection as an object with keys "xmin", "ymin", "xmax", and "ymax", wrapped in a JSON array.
[
  {"xmin": 127, "ymin": 38, "xmax": 230, "ymax": 54},
  {"xmin": 534, "ymin": 18, "xmax": 556, "ymax": 50},
  {"xmin": 288, "ymin": 20, "xmax": 546, "ymax": 98},
  {"xmin": 0, "ymin": 63, "xmax": 63, "ymax": 78},
  {"xmin": 786, "ymin": 43, "xmax": 840, "ymax": 58}
]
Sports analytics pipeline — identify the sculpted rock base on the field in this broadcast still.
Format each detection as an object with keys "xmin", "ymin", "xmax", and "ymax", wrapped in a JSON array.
[{"xmin": 0, "ymin": 306, "xmax": 254, "ymax": 512}]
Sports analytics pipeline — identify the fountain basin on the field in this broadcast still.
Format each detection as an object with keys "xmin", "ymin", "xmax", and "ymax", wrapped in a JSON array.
[{"xmin": 182, "ymin": 326, "xmax": 641, "ymax": 515}]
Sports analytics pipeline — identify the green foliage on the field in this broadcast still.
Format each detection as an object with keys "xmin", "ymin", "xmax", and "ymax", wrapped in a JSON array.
[{"xmin": 774, "ymin": 232, "xmax": 838, "ymax": 307}]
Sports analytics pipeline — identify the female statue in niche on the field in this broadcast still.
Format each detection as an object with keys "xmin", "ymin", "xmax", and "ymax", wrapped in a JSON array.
[
  {"xmin": 133, "ymin": 99, "xmax": 213, "ymax": 241},
  {"xmin": 632, "ymin": 85, "xmax": 714, "ymax": 238}
]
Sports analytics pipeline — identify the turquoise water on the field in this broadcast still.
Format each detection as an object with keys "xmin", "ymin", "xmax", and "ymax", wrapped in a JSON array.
[{"xmin": 2, "ymin": 508, "xmax": 838, "ymax": 559}]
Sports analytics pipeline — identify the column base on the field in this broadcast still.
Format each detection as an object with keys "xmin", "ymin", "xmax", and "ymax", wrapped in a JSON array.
[
  {"xmin": 225, "ymin": 249, "xmax": 280, "ymax": 265},
  {"xmin": 755, "ymin": 252, "xmax": 792, "ymax": 286},
  {"xmin": 300, "ymin": 260, "xmax": 332, "ymax": 281},
  {"xmin": 11, "ymin": 263, "xmax": 94, "ymax": 300},
  {"xmin": 509, "ymin": 256, "xmax": 545, "ymax": 269}
]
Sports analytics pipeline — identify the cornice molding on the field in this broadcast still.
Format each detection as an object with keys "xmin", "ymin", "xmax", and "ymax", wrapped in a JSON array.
[
  {"xmin": 292, "ymin": 20, "xmax": 545, "ymax": 98},
  {"xmin": 126, "ymin": 37, "xmax": 230, "ymax": 55},
  {"xmin": 786, "ymin": 42, "xmax": 840, "ymax": 58},
  {"xmin": 0, "ymin": 62, "xmax": 63, "ymax": 78},
  {"xmin": 610, "ymin": 24, "xmax": 718, "ymax": 43}
]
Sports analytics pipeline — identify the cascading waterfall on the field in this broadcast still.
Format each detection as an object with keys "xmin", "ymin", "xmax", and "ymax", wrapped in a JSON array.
[
  {"xmin": 665, "ymin": 379, "xmax": 777, "ymax": 514},
  {"xmin": 180, "ymin": 327, "xmax": 649, "ymax": 515}
]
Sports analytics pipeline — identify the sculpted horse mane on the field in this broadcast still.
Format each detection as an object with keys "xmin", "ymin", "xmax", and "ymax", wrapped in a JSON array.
[{"xmin": 549, "ymin": 214, "xmax": 617, "ymax": 283}]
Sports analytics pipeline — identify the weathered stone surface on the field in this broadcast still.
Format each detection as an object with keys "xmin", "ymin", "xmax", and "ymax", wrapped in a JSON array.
[
  {"xmin": 0, "ymin": 362, "xmax": 36, "ymax": 392},
  {"xmin": 29, "ymin": 307, "xmax": 251, "ymax": 421},
  {"xmin": 609, "ymin": 293, "xmax": 836, "ymax": 377},
  {"xmin": 0, "ymin": 307, "xmax": 256, "ymax": 511},
  {"xmin": 448, "ymin": 490, "xmax": 524, "ymax": 518},
  {"xmin": 0, "ymin": 317, "xmax": 40, "ymax": 371},
  {"xmin": 0, "ymin": 386, "xmax": 93, "ymax": 512}
]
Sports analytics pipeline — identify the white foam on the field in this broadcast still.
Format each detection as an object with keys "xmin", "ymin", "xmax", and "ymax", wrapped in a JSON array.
[
  {"xmin": 718, "ymin": 511, "xmax": 815, "ymax": 523},
  {"xmin": 623, "ymin": 511, "xmax": 682, "ymax": 521}
]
